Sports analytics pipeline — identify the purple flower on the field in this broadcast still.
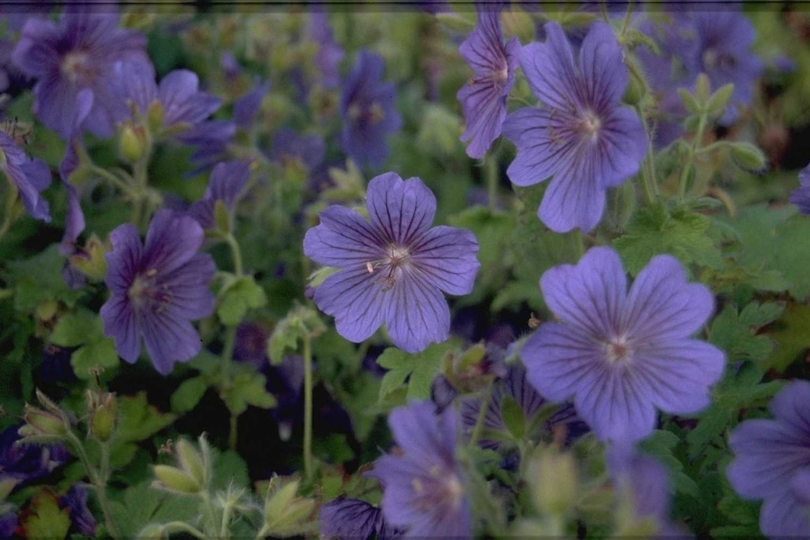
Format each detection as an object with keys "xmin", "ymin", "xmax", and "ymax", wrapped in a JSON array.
[
  {"xmin": 368, "ymin": 401, "xmax": 471, "ymax": 539},
  {"xmin": 460, "ymin": 363, "xmax": 583, "ymax": 449},
  {"xmin": 0, "ymin": 425, "xmax": 69, "ymax": 484},
  {"xmin": 789, "ymin": 163, "xmax": 810, "ymax": 215},
  {"xmin": 320, "ymin": 497, "xmax": 401, "ymax": 540},
  {"xmin": 340, "ymin": 51, "xmax": 402, "ymax": 168},
  {"xmin": 308, "ymin": 11, "xmax": 344, "ymax": 89},
  {"xmin": 304, "ymin": 172, "xmax": 480, "ymax": 353},
  {"xmin": 502, "ymin": 22, "xmax": 647, "ymax": 233},
  {"xmin": 457, "ymin": 3, "xmax": 519, "ymax": 159},
  {"xmin": 12, "ymin": 10, "xmax": 147, "ymax": 139},
  {"xmin": 727, "ymin": 381, "xmax": 810, "ymax": 538},
  {"xmin": 0, "ymin": 512, "xmax": 15, "ymax": 540},
  {"xmin": 57, "ymin": 90, "xmax": 92, "ymax": 255},
  {"xmin": 177, "ymin": 119, "xmax": 237, "ymax": 175},
  {"xmin": 521, "ymin": 247, "xmax": 725, "ymax": 442},
  {"xmin": 0, "ymin": 129, "xmax": 51, "ymax": 222},
  {"xmin": 693, "ymin": 11, "xmax": 763, "ymax": 124},
  {"xmin": 271, "ymin": 128, "xmax": 325, "ymax": 171},
  {"xmin": 188, "ymin": 160, "xmax": 252, "ymax": 230},
  {"xmin": 233, "ymin": 78, "xmax": 269, "ymax": 129},
  {"xmin": 118, "ymin": 59, "xmax": 221, "ymax": 133},
  {"xmin": 100, "ymin": 210, "xmax": 216, "ymax": 375},
  {"xmin": 59, "ymin": 485, "xmax": 96, "ymax": 536}
]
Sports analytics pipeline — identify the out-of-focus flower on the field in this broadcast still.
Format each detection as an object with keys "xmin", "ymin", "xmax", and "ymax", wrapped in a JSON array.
[
  {"xmin": 271, "ymin": 128, "xmax": 325, "ymax": 172},
  {"xmin": 0, "ymin": 425, "xmax": 69, "ymax": 485},
  {"xmin": 233, "ymin": 78, "xmax": 269, "ymax": 129},
  {"xmin": 59, "ymin": 485, "xmax": 96, "ymax": 536},
  {"xmin": 100, "ymin": 210, "xmax": 216, "ymax": 375},
  {"xmin": 0, "ymin": 127, "xmax": 51, "ymax": 221},
  {"xmin": 12, "ymin": 10, "xmax": 147, "ymax": 139},
  {"xmin": 502, "ymin": 22, "xmax": 646, "ymax": 232},
  {"xmin": 790, "ymin": 163, "xmax": 810, "ymax": 215},
  {"xmin": 340, "ymin": 51, "xmax": 402, "ymax": 168},
  {"xmin": 320, "ymin": 497, "xmax": 401, "ymax": 540},
  {"xmin": 521, "ymin": 247, "xmax": 725, "ymax": 441},
  {"xmin": 457, "ymin": 2, "xmax": 519, "ymax": 159},
  {"xmin": 304, "ymin": 172, "xmax": 480, "ymax": 353},
  {"xmin": 188, "ymin": 160, "xmax": 252, "ymax": 230},
  {"xmin": 727, "ymin": 380, "xmax": 810, "ymax": 538},
  {"xmin": 368, "ymin": 401, "xmax": 471, "ymax": 539},
  {"xmin": 308, "ymin": 11, "xmax": 343, "ymax": 89}
]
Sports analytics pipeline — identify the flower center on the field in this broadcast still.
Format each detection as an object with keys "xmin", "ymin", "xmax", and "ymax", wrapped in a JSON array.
[
  {"xmin": 604, "ymin": 335, "xmax": 632, "ymax": 365},
  {"xmin": 348, "ymin": 101, "xmax": 385, "ymax": 126},
  {"xmin": 60, "ymin": 51, "xmax": 93, "ymax": 85},
  {"xmin": 702, "ymin": 48, "xmax": 736, "ymax": 71},
  {"xmin": 127, "ymin": 268, "xmax": 172, "ymax": 312},
  {"xmin": 367, "ymin": 245, "xmax": 410, "ymax": 292},
  {"xmin": 410, "ymin": 465, "xmax": 465, "ymax": 512},
  {"xmin": 578, "ymin": 110, "xmax": 601, "ymax": 138}
]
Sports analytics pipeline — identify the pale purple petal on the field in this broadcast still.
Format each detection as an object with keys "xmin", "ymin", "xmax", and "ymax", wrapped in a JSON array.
[
  {"xmin": 366, "ymin": 173, "xmax": 436, "ymax": 245},
  {"xmin": 385, "ymin": 271, "xmax": 450, "ymax": 354},
  {"xmin": 790, "ymin": 164, "xmax": 810, "ymax": 215},
  {"xmin": 100, "ymin": 295, "xmax": 140, "ymax": 363},
  {"xmin": 409, "ymin": 226, "xmax": 480, "ymax": 295},
  {"xmin": 314, "ymin": 266, "xmax": 387, "ymax": 344},
  {"xmin": 143, "ymin": 210, "xmax": 205, "ymax": 276},
  {"xmin": 760, "ymin": 489, "xmax": 810, "ymax": 538},
  {"xmin": 502, "ymin": 108, "xmax": 566, "ymax": 187},
  {"xmin": 141, "ymin": 311, "xmax": 202, "ymax": 375},
  {"xmin": 103, "ymin": 223, "xmax": 143, "ymax": 295},
  {"xmin": 303, "ymin": 206, "xmax": 386, "ymax": 267}
]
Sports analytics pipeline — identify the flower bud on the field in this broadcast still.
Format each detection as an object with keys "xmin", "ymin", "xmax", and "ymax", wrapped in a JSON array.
[
  {"xmin": 20, "ymin": 404, "xmax": 68, "ymax": 440},
  {"xmin": 119, "ymin": 124, "xmax": 145, "ymax": 163},
  {"xmin": 69, "ymin": 235, "xmax": 109, "ymax": 281},
  {"xmin": 528, "ymin": 447, "xmax": 578, "ymax": 518},
  {"xmin": 152, "ymin": 465, "xmax": 203, "ymax": 494},
  {"xmin": 87, "ymin": 391, "xmax": 117, "ymax": 442},
  {"xmin": 176, "ymin": 438, "xmax": 207, "ymax": 489},
  {"xmin": 262, "ymin": 477, "xmax": 317, "ymax": 537}
]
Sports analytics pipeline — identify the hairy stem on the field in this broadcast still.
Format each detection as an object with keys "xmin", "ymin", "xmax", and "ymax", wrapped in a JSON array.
[
  {"xmin": 302, "ymin": 333, "xmax": 314, "ymax": 479},
  {"xmin": 678, "ymin": 111, "xmax": 709, "ymax": 200}
]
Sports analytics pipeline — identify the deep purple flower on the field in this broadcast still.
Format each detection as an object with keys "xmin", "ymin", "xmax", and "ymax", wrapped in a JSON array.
[
  {"xmin": 59, "ymin": 485, "xmax": 96, "ymax": 536},
  {"xmin": 0, "ymin": 511, "xmax": 15, "ymax": 540},
  {"xmin": 233, "ymin": 78, "xmax": 269, "ymax": 129},
  {"xmin": 368, "ymin": 401, "xmax": 471, "ymax": 539},
  {"xmin": 340, "ymin": 51, "xmax": 402, "ymax": 168},
  {"xmin": 457, "ymin": 3, "xmax": 519, "ymax": 159},
  {"xmin": 502, "ymin": 22, "xmax": 647, "ymax": 233},
  {"xmin": 118, "ymin": 59, "xmax": 221, "ymax": 133},
  {"xmin": 57, "ymin": 90, "xmax": 92, "ymax": 256},
  {"xmin": 607, "ymin": 445, "xmax": 686, "ymax": 536},
  {"xmin": 521, "ymin": 247, "xmax": 725, "ymax": 442},
  {"xmin": 693, "ymin": 11, "xmax": 763, "ymax": 124},
  {"xmin": 271, "ymin": 128, "xmax": 325, "ymax": 172},
  {"xmin": 188, "ymin": 160, "xmax": 252, "ymax": 230},
  {"xmin": 308, "ymin": 11, "xmax": 344, "ymax": 89},
  {"xmin": 0, "ymin": 129, "xmax": 51, "ymax": 222},
  {"xmin": 320, "ymin": 497, "xmax": 401, "ymax": 540},
  {"xmin": 100, "ymin": 210, "xmax": 216, "ymax": 375},
  {"xmin": 177, "ymin": 119, "xmax": 237, "ymax": 175},
  {"xmin": 0, "ymin": 425, "xmax": 69, "ymax": 484},
  {"xmin": 727, "ymin": 381, "xmax": 810, "ymax": 538},
  {"xmin": 789, "ymin": 163, "xmax": 810, "ymax": 215},
  {"xmin": 11, "ymin": 10, "xmax": 147, "ymax": 139},
  {"xmin": 460, "ymin": 363, "xmax": 583, "ymax": 449},
  {"xmin": 304, "ymin": 172, "xmax": 480, "ymax": 353}
]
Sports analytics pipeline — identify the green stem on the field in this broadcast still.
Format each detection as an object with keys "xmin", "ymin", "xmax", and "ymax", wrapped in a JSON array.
[
  {"xmin": 220, "ymin": 325, "xmax": 238, "ymax": 450},
  {"xmin": 220, "ymin": 501, "xmax": 233, "ymax": 540},
  {"xmin": 88, "ymin": 165, "xmax": 139, "ymax": 200},
  {"xmin": 485, "ymin": 156, "xmax": 498, "ymax": 212},
  {"xmin": 572, "ymin": 229, "xmax": 585, "ymax": 259},
  {"xmin": 635, "ymin": 105, "xmax": 659, "ymax": 207},
  {"xmin": 162, "ymin": 522, "xmax": 209, "ymax": 540},
  {"xmin": 65, "ymin": 433, "xmax": 121, "ymax": 540},
  {"xmin": 225, "ymin": 233, "xmax": 244, "ymax": 277},
  {"xmin": 678, "ymin": 112, "xmax": 709, "ymax": 200},
  {"xmin": 302, "ymin": 334, "xmax": 314, "ymax": 479},
  {"xmin": 200, "ymin": 491, "xmax": 219, "ymax": 537},
  {"xmin": 469, "ymin": 380, "xmax": 494, "ymax": 448},
  {"xmin": 255, "ymin": 524, "xmax": 270, "ymax": 540}
]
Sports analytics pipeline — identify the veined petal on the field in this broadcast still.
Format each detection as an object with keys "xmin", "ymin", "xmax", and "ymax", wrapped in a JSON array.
[
  {"xmin": 385, "ymin": 270, "xmax": 450, "ymax": 354},
  {"xmin": 314, "ymin": 265, "xmax": 387, "ymax": 344},
  {"xmin": 141, "ymin": 311, "xmax": 202, "ymax": 376},
  {"xmin": 100, "ymin": 295, "xmax": 141, "ymax": 364},
  {"xmin": 595, "ymin": 106, "xmax": 647, "ymax": 188},
  {"xmin": 458, "ymin": 79, "xmax": 508, "ymax": 159},
  {"xmin": 304, "ymin": 205, "xmax": 385, "ymax": 267},
  {"xmin": 623, "ymin": 255, "xmax": 715, "ymax": 342},
  {"xmin": 160, "ymin": 254, "xmax": 216, "ymax": 320},
  {"xmin": 409, "ymin": 225, "xmax": 480, "ymax": 296},
  {"xmin": 159, "ymin": 69, "xmax": 221, "ymax": 127},
  {"xmin": 502, "ymin": 107, "xmax": 569, "ymax": 187},
  {"xmin": 104, "ymin": 223, "xmax": 143, "ymax": 295},
  {"xmin": 388, "ymin": 402, "xmax": 456, "ymax": 468},
  {"xmin": 143, "ymin": 210, "xmax": 205, "ymax": 275},
  {"xmin": 520, "ymin": 23, "xmax": 580, "ymax": 112},
  {"xmin": 539, "ymin": 146, "xmax": 606, "ymax": 233},
  {"xmin": 366, "ymin": 173, "xmax": 437, "ymax": 245},
  {"xmin": 769, "ymin": 381, "xmax": 810, "ymax": 438},
  {"xmin": 760, "ymin": 489, "xmax": 810, "ymax": 538},
  {"xmin": 578, "ymin": 22, "xmax": 627, "ymax": 110}
]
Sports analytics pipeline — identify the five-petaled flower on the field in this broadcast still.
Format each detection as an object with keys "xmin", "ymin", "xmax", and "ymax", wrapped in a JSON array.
[
  {"xmin": 502, "ymin": 22, "xmax": 647, "ymax": 233},
  {"xmin": 304, "ymin": 172, "xmax": 480, "ymax": 353},
  {"xmin": 100, "ymin": 210, "xmax": 215, "ymax": 375},
  {"xmin": 368, "ymin": 401, "xmax": 471, "ymax": 539},
  {"xmin": 727, "ymin": 380, "xmax": 810, "ymax": 538},
  {"xmin": 521, "ymin": 247, "xmax": 725, "ymax": 442},
  {"xmin": 457, "ymin": 2, "xmax": 519, "ymax": 159}
]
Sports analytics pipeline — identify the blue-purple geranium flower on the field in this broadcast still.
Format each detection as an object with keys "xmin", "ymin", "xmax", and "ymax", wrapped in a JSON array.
[
  {"xmin": 368, "ymin": 401, "xmax": 471, "ymax": 539},
  {"xmin": 100, "ymin": 210, "xmax": 215, "ymax": 375},
  {"xmin": 188, "ymin": 160, "xmax": 252, "ymax": 230},
  {"xmin": 11, "ymin": 10, "xmax": 147, "ymax": 139},
  {"xmin": 790, "ymin": 162, "xmax": 810, "ymax": 214},
  {"xmin": 0, "ymin": 129, "xmax": 51, "ymax": 221},
  {"xmin": 502, "ymin": 22, "xmax": 646, "ymax": 233},
  {"xmin": 727, "ymin": 380, "xmax": 810, "ymax": 538},
  {"xmin": 118, "ymin": 59, "xmax": 221, "ymax": 135},
  {"xmin": 457, "ymin": 2, "xmax": 519, "ymax": 159},
  {"xmin": 308, "ymin": 11, "xmax": 344, "ymax": 90},
  {"xmin": 304, "ymin": 172, "xmax": 480, "ymax": 353},
  {"xmin": 521, "ymin": 247, "xmax": 725, "ymax": 442},
  {"xmin": 320, "ymin": 497, "xmax": 400, "ymax": 540},
  {"xmin": 340, "ymin": 51, "xmax": 402, "ymax": 168}
]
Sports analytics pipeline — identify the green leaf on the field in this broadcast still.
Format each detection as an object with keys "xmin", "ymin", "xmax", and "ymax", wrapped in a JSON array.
[
  {"xmin": 221, "ymin": 366, "xmax": 277, "ymax": 416},
  {"xmin": 170, "ymin": 377, "xmax": 209, "ymax": 414},
  {"xmin": 500, "ymin": 396, "xmax": 525, "ymax": 440},
  {"xmin": 217, "ymin": 276, "xmax": 268, "ymax": 326},
  {"xmin": 708, "ymin": 302, "xmax": 783, "ymax": 363},
  {"xmin": 638, "ymin": 430, "xmax": 699, "ymax": 497},
  {"xmin": 109, "ymin": 481, "xmax": 197, "ymax": 538},
  {"xmin": 3, "ymin": 245, "xmax": 85, "ymax": 313},
  {"xmin": 376, "ymin": 342, "xmax": 455, "ymax": 401},
  {"xmin": 70, "ymin": 338, "xmax": 120, "ymax": 379},
  {"xmin": 765, "ymin": 303, "xmax": 810, "ymax": 372},
  {"xmin": 209, "ymin": 448, "xmax": 250, "ymax": 490},
  {"xmin": 613, "ymin": 202, "xmax": 723, "ymax": 275},
  {"xmin": 50, "ymin": 309, "xmax": 103, "ymax": 347},
  {"xmin": 114, "ymin": 392, "xmax": 177, "ymax": 444},
  {"xmin": 685, "ymin": 405, "xmax": 733, "ymax": 461},
  {"xmin": 20, "ymin": 490, "xmax": 70, "ymax": 540}
]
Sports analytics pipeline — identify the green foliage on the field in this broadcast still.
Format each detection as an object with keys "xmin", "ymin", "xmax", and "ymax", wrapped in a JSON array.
[
  {"xmin": 638, "ymin": 430, "xmax": 699, "ymax": 497},
  {"xmin": 613, "ymin": 201, "xmax": 723, "ymax": 275},
  {"xmin": 49, "ymin": 309, "xmax": 119, "ymax": 378},
  {"xmin": 221, "ymin": 365, "xmax": 278, "ymax": 416},
  {"xmin": 765, "ymin": 303, "xmax": 810, "ymax": 373},
  {"xmin": 110, "ymin": 393, "xmax": 177, "ymax": 467},
  {"xmin": 109, "ymin": 481, "xmax": 198, "ymax": 538},
  {"xmin": 19, "ymin": 490, "xmax": 71, "ymax": 540},
  {"xmin": 708, "ymin": 301, "xmax": 784, "ymax": 364},
  {"xmin": 3, "ymin": 245, "xmax": 85, "ymax": 313},
  {"xmin": 217, "ymin": 276, "xmax": 268, "ymax": 326},
  {"xmin": 377, "ymin": 342, "xmax": 456, "ymax": 402}
]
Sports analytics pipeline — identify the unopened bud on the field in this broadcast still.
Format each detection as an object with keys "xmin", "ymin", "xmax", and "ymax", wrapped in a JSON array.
[
  {"xmin": 20, "ymin": 404, "xmax": 68, "ymax": 440},
  {"xmin": 152, "ymin": 465, "xmax": 203, "ymax": 494},
  {"xmin": 262, "ymin": 477, "xmax": 317, "ymax": 537},
  {"xmin": 528, "ymin": 447, "xmax": 578, "ymax": 518},
  {"xmin": 176, "ymin": 439, "xmax": 207, "ymax": 489},
  {"xmin": 88, "ymin": 392, "xmax": 117, "ymax": 442},
  {"xmin": 69, "ymin": 235, "xmax": 109, "ymax": 281},
  {"xmin": 119, "ymin": 124, "xmax": 145, "ymax": 163}
]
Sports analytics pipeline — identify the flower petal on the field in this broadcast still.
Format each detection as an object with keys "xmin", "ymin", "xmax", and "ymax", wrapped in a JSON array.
[
  {"xmin": 502, "ymin": 107, "xmax": 569, "ymax": 187},
  {"xmin": 760, "ymin": 489, "xmax": 810, "ymax": 538},
  {"xmin": 578, "ymin": 22, "xmax": 627, "ymax": 110},
  {"xmin": 519, "ymin": 23, "xmax": 579, "ymax": 111},
  {"xmin": 142, "ymin": 210, "xmax": 205, "ymax": 276},
  {"xmin": 385, "ymin": 270, "xmax": 450, "ymax": 353},
  {"xmin": 409, "ymin": 225, "xmax": 480, "ymax": 296},
  {"xmin": 366, "ymin": 173, "xmax": 437, "ymax": 245},
  {"xmin": 304, "ymin": 205, "xmax": 385, "ymax": 267},
  {"xmin": 314, "ymin": 265, "xmax": 387, "ymax": 344},
  {"xmin": 769, "ymin": 381, "xmax": 810, "ymax": 437},
  {"xmin": 104, "ymin": 223, "xmax": 143, "ymax": 295},
  {"xmin": 100, "ymin": 295, "xmax": 141, "ymax": 364},
  {"xmin": 539, "ymin": 147, "xmax": 607, "ymax": 232},
  {"xmin": 141, "ymin": 311, "xmax": 202, "ymax": 375}
]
